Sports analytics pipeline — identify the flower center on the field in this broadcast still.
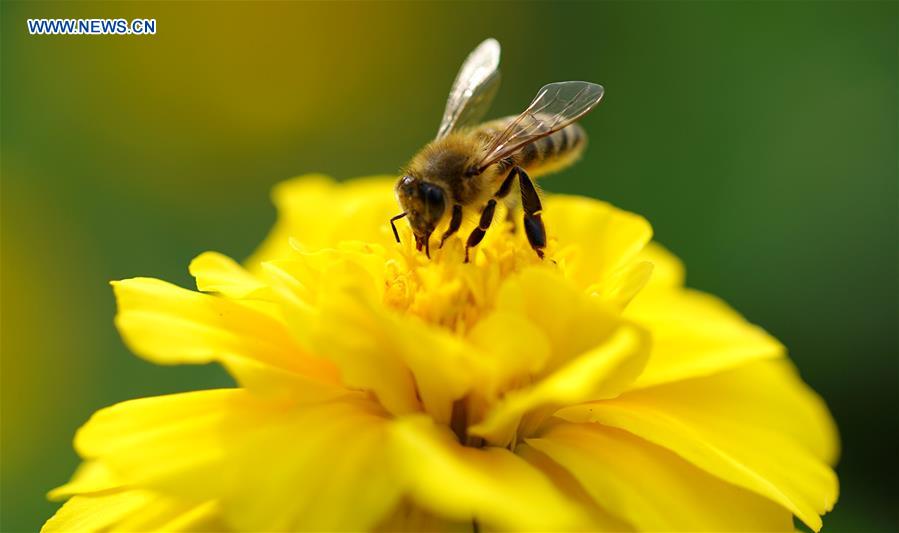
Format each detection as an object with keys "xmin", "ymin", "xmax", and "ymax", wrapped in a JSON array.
[{"xmin": 382, "ymin": 234, "xmax": 542, "ymax": 334}]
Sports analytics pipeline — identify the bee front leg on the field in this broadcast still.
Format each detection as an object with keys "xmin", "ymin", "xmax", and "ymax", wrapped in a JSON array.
[
  {"xmin": 439, "ymin": 204, "xmax": 463, "ymax": 249},
  {"xmin": 515, "ymin": 166, "xmax": 546, "ymax": 259},
  {"xmin": 464, "ymin": 199, "xmax": 497, "ymax": 263}
]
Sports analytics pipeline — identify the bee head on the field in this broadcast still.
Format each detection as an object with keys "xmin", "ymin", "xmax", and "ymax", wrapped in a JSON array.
[{"xmin": 395, "ymin": 175, "xmax": 447, "ymax": 252}]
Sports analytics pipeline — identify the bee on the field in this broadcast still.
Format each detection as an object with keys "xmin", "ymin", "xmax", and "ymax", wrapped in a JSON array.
[{"xmin": 391, "ymin": 38, "xmax": 604, "ymax": 262}]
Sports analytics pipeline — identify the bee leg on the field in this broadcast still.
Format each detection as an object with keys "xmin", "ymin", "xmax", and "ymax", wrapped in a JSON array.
[
  {"xmin": 464, "ymin": 199, "xmax": 497, "ymax": 263},
  {"xmin": 515, "ymin": 167, "xmax": 546, "ymax": 259},
  {"xmin": 495, "ymin": 171, "xmax": 518, "ymax": 233},
  {"xmin": 495, "ymin": 167, "xmax": 517, "ymax": 198},
  {"xmin": 504, "ymin": 201, "xmax": 518, "ymax": 232},
  {"xmin": 439, "ymin": 204, "xmax": 463, "ymax": 248}
]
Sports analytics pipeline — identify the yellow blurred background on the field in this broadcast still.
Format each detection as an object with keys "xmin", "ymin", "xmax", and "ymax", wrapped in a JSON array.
[{"xmin": 2, "ymin": 2, "xmax": 896, "ymax": 531}]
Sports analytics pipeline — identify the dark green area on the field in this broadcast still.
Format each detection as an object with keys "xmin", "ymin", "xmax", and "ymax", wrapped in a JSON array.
[{"xmin": 2, "ymin": 1, "xmax": 896, "ymax": 531}]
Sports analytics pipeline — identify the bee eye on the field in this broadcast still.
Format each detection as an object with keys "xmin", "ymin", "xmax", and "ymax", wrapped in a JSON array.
[
  {"xmin": 420, "ymin": 183, "xmax": 446, "ymax": 219},
  {"xmin": 424, "ymin": 185, "xmax": 443, "ymax": 206}
]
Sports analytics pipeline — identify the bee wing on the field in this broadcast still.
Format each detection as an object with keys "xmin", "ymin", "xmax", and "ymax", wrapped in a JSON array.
[
  {"xmin": 436, "ymin": 38, "xmax": 502, "ymax": 139},
  {"xmin": 476, "ymin": 81, "xmax": 604, "ymax": 170}
]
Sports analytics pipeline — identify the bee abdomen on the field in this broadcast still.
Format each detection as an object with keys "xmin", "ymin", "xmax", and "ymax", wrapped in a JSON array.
[
  {"xmin": 518, "ymin": 123, "xmax": 587, "ymax": 172},
  {"xmin": 474, "ymin": 116, "xmax": 588, "ymax": 176}
]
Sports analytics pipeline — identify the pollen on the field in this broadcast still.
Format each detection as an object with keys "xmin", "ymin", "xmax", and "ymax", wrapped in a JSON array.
[{"xmin": 382, "ymin": 217, "xmax": 544, "ymax": 334}]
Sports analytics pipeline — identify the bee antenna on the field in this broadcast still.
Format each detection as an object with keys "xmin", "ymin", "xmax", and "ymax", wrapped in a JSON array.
[{"xmin": 390, "ymin": 212, "xmax": 407, "ymax": 243}]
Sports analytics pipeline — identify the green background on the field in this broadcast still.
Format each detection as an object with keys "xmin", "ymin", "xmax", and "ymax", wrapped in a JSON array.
[{"xmin": 2, "ymin": 1, "xmax": 896, "ymax": 531}]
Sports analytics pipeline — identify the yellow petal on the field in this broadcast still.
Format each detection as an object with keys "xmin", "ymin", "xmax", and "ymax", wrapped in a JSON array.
[
  {"xmin": 626, "ymin": 287, "xmax": 784, "ymax": 389},
  {"xmin": 74, "ymin": 389, "xmax": 256, "ymax": 492},
  {"xmin": 391, "ymin": 416, "xmax": 590, "ymax": 531},
  {"xmin": 305, "ymin": 287, "xmax": 424, "ymax": 416},
  {"xmin": 317, "ymin": 290, "xmax": 478, "ymax": 422},
  {"xmin": 557, "ymin": 360, "xmax": 838, "ymax": 531},
  {"xmin": 73, "ymin": 388, "xmax": 399, "ymax": 532},
  {"xmin": 248, "ymin": 174, "xmax": 398, "ymax": 266},
  {"xmin": 267, "ymin": 243, "xmax": 391, "ymax": 306},
  {"xmin": 111, "ymin": 497, "xmax": 221, "ymax": 532},
  {"xmin": 635, "ymin": 241, "xmax": 685, "ymax": 291},
  {"xmin": 189, "ymin": 251, "xmax": 272, "ymax": 299},
  {"xmin": 495, "ymin": 268, "xmax": 629, "ymax": 373},
  {"xmin": 48, "ymin": 461, "xmax": 119, "ymax": 501},
  {"xmin": 470, "ymin": 323, "xmax": 649, "ymax": 446},
  {"xmin": 585, "ymin": 260, "xmax": 654, "ymax": 309},
  {"xmin": 263, "ymin": 251, "xmax": 420, "ymax": 416},
  {"xmin": 226, "ymin": 401, "xmax": 400, "ymax": 532},
  {"xmin": 528, "ymin": 423, "xmax": 794, "ymax": 532},
  {"xmin": 544, "ymin": 195, "xmax": 652, "ymax": 291},
  {"xmin": 42, "ymin": 491, "xmax": 155, "ymax": 532},
  {"xmin": 43, "ymin": 490, "xmax": 224, "ymax": 533},
  {"xmin": 189, "ymin": 253, "xmax": 317, "ymax": 390},
  {"xmin": 627, "ymin": 359, "xmax": 838, "ymax": 464},
  {"xmin": 375, "ymin": 501, "xmax": 471, "ymax": 533},
  {"xmin": 466, "ymin": 310, "xmax": 551, "ymax": 398},
  {"xmin": 112, "ymin": 277, "xmax": 339, "ymax": 388},
  {"xmin": 269, "ymin": 247, "xmax": 482, "ymax": 421},
  {"xmin": 387, "ymin": 319, "xmax": 479, "ymax": 424},
  {"xmin": 516, "ymin": 444, "xmax": 636, "ymax": 532},
  {"xmin": 150, "ymin": 501, "xmax": 222, "ymax": 531}
]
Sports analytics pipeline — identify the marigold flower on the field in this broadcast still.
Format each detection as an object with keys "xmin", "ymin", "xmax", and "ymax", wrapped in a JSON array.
[{"xmin": 44, "ymin": 175, "xmax": 838, "ymax": 532}]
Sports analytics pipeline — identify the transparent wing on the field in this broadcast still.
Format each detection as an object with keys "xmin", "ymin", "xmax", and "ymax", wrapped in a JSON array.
[
  {"xmin": 436, "ymin": 38, "xmax": 502, "ymax": 139},
  {"xmin": 476, "ymin": 81, "xmax": 604, "ymax": 170}
]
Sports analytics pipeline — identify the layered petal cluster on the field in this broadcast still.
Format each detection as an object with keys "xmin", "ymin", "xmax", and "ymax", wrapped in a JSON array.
[{"xmin": 45, "ymin": 175, "xmax": 839, "ymax": 532}]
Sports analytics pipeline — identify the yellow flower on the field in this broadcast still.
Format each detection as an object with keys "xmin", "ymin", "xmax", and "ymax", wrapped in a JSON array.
[{"xmin": 45, "ymin": 175, "xmax": 838, "ymax": 532}]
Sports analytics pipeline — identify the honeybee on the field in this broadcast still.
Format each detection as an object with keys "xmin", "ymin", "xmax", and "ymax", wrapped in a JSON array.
[{"xmin": 391, "ymin": 38, "xmax": 604, "ymax": 262}]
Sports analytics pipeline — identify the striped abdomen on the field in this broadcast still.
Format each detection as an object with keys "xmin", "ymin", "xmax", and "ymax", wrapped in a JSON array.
[{"xmin": 474, "ymin": 116, "xmax": 588, "ymax": 178}]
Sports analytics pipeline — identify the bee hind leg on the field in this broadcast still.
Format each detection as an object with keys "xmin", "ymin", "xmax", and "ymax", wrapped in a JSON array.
[
  {"xmin": 515, "ymin": 167, "xmax": 546, "ymax": 259},
  {"xmin": 464, "ymin": 199, "xmax": 496, "ymax": 263},
  {"xmin": 464, "ymin": 166, "xmax": 546, "ymax": 262},
  {"xmin": 463, "ymin": 167, "xmax": 519, "ymax": 262}
]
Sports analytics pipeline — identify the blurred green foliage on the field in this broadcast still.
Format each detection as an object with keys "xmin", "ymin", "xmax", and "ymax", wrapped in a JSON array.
[{"xmin": 2, "ymin": 2, "xmax": 896, "ymax": 531}]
